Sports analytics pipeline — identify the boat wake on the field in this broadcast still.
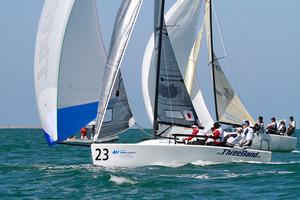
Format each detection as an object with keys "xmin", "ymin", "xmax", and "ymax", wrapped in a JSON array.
[
  {"xmin": 176, "ymin": 170, "xmax": 294, "ymax": 180},
  {"xmin": 109, "ymin": 175, "xmax": 137, "ymax": 185}
]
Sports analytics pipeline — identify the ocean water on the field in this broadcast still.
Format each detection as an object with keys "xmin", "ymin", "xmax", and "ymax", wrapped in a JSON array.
[{"xmin": 0, "ymin": 129, "xmax": 299, "ymax": 199}]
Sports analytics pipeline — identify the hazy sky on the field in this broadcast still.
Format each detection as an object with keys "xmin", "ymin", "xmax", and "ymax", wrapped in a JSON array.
[{"xmin": 0, "ymin": 0, "xmax": 299, "ymax": 127}]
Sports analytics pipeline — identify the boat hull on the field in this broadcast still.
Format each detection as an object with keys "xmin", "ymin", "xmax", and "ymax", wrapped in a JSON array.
[
  {"xmin": 251, "ymin": 134, "xmax": 297, "ymax": 152},
  {"xmin": 91, "ymin": 139, "xmax": 271, "ymax": 168}
]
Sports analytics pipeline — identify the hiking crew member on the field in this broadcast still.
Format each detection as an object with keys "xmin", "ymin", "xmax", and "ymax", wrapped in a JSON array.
[
  {"xmin": 206, "ymin": 122, "xmax": 224, "ymax": 146},
  {"xmin": 224, "ymin": 128, "xmax": 243, "ymax": 147},
  {"xmin": 267, "ymin": 117, "xmax": 277, "ymax": 134},
  {"xmin": 253, "ymin": 116, "xmax": 264, "ymax": 134},
  {"xmin": 182, "ymin": 126, "xmax": 200, "ymax": 143},
  {"xmin": 287, "ymin": 116, "xmax": 296, "ymax": 136},
  {"xmin": 239, "ymin": 120, "xmax": 254, "ymax": 148},
  {"xmin": 278, "ymin": 121, "xmax": 287, "ymax": 135}
]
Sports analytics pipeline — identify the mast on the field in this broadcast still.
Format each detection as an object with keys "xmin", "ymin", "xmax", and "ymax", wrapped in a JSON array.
[
  {"xmin": 209, "ymin": 0, "xmax": 219, "ymax": 122},
  {"xmin": 152, "ymin": 0, "xmax": 165, "ymax": 138}
]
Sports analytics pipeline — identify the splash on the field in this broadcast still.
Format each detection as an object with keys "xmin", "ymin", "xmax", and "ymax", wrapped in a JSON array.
[{"xmin": 109, "ymin": 175, "xmax": 137, "ymax": 185}]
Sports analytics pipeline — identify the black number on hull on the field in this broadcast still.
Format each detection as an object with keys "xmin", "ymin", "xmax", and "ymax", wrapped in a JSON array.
[{"xmin": 95, "ymin": 148, "xmax": 109, "ymax": 161}]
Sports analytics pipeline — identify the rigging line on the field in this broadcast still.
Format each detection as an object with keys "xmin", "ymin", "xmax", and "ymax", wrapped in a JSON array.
[
  {"xmin": 224, "ymin": 2, "xmax": 274, "ymax": 115},
  {"xmin": 134, "ymin": 122, "xmax": 152, "ymax": 137},
  {"xmin": 212, "ymin": 0, "xmax": 227, "ymax": 57},
  {"xmin": 210, "ymin": 1, "xmax": 242, "ymax": 98}
]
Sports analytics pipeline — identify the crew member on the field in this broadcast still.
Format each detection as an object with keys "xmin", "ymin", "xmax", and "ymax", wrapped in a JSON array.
[
  {"xmin": 206, "ymin": 122, "xmax": 224, "ymax": 146},
  {"xmin": 239, "ymin": 120, "xmax": 254, "ymax": 148},
  {"xmin": 253, "ymin": 116, "xmax": 264, "ymax": 134},
  {"xmin": 80, "ymin": 127, "xmax": 87, "ymax": 140},
  {"xmin": 278, "ymin": 120, "xmax": 287, "ymax": 135},
  {"xmin": 224, "ymin": 127, "xmax": 243, "ymax": 147},
  {"xmin": 267, "ymin": 117, "xmax": 277, "ymax": 134},
  {"xmin": 287, "ymin": 116, "xmax": 296, "ymax": 136}
]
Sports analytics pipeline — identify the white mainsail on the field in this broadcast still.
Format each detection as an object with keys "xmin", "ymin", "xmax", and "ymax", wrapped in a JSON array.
[
  {"xmin": 34, "ymin": 0, "xmax": 107, "ymax": 144},
  {"xmin": 204, "ymin": 0, "xmax": 255, "ymax": 125},
  {"xmin": 93, "ymin": 0, "xmax": 142, "ymax": 141},
  {"xmin": 142, "ymin": 0, "xmax": 213, "ymax": 128}
]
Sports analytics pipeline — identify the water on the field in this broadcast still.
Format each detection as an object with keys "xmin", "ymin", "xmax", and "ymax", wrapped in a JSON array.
[{"xmin": 0, "ymin": 129, "xmax": 299, "ymax": 199}]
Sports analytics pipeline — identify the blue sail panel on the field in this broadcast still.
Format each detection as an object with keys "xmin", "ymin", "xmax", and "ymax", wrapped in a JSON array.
[{"xmin": 57, "ymin": 102, "xmax": 98, "ymax": 141}]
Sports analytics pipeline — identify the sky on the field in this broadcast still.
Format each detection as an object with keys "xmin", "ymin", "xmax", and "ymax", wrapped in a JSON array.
[{"xmin": 0, "ymin": 0, "xmax": 300, "ymax": 128}]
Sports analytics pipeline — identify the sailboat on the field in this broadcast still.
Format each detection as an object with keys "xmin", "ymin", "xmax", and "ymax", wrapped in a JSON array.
[
  {"xmin": 34, "ymin": 0, "xmax": 141, "ymax": 145},
  {"xmin": 91, "ymin": 0, "xmax": 271, "ymax": 168},
  {"xmin": 143, "ymin": 0, "xmax": 297, "ymax": 152}
]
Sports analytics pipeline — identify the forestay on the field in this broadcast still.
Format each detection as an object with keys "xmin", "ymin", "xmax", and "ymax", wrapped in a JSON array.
[
  {"xmin": 34, "ymin": 0, "xmax": 106, "ymax": 144},
  {"xmin": 94, "ymin": 0, "xmax": 142, "ymax": 140}
]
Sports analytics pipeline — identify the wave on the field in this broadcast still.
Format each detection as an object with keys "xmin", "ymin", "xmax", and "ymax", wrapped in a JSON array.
[
  {"xmin": 176, "ymin": 170, "xmax": 295, "ymax": 180},
  {"xmin": 109, "ymin": 175, "xmax": 137, "ymax": 185},
  {"xmin": 191, "ymin": 160, "xmax": 227, "ymax": 166},
  {"xmin": 292, "ymin": 150, "xmax": 300, "ymax": 154}
]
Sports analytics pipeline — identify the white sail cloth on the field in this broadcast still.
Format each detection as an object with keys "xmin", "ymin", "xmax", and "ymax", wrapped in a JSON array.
[
  {"xmin": 142, "ymin": 0, "xmax": 213, "ymax": 128},
  {"xmin": 94, "ymin": 0, "xmax": 142, "ymax": 140},
  {"xmin": 34, "ymin": 0, "xmax": 107, "ymax": 144}
]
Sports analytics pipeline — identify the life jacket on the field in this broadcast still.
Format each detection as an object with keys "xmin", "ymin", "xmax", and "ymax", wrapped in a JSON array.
[
  {"xmin": 212, "ymin": 128, "xmax": 224, "ymax": 144},
  {"xmin": 184, "ymin": 127, "xmax": 199, "ymax": 141}
]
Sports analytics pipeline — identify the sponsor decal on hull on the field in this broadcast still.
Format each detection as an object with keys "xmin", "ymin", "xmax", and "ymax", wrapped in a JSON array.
[
  {"xmin": 218, "ymin": 149, "xmax": 260, "ymax": 158},
  {"xmin": 112, "ymin": 149, "xmax": 136, "ymax": 159}
]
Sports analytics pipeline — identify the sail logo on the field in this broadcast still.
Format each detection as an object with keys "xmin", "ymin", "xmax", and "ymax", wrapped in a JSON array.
[
  {"xmin": 219, "ymin": 149, "xmax": 260, "ymax": 158},
  {"xmin": 112, "ymin": 150, "xmax": 120, "ymax": 154}
]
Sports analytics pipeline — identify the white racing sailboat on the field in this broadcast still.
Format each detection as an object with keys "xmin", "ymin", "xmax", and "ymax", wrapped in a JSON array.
[
  {"xmin": 91, "ymin": 0, "xmax": 271, "ymax": 168},
  {"xmin": 143, "ymin": 0, "xmax": 296, "ymax": 152},
  {"xmin": 34, "ymin": 0, "xmax": 141, "ymax": 145},
  {"xmin": 200, "ymin": 1, "xmax": 297, "ymax": 152}
]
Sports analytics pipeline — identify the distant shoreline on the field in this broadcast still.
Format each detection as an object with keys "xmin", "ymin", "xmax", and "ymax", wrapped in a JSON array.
[{"xmin": 0, "ymin": 125, "xmax": 41, "ymax": 129}]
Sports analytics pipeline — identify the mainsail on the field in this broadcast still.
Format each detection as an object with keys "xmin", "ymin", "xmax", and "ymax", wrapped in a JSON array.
[
  {"xmin": 153, "ymin": 0, "xmax": 200, "ymax": 132},
  {"xmin": 142, "ymin": 0, "xmax": 212, "ymax": 128},
  {"xmin": 204, "ymin": 0, "xmax": 255, "ymax": 125},
  {"xmin": 93, "ymin": 0, "xmax": 142, "ymax": 140},
  {"xmin": 34, "ymin": 0, "xmax": 107, "ymax": 144}
]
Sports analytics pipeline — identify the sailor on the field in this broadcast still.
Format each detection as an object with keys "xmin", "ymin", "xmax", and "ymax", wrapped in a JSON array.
[
  {"xmin": 80, "ymin": 127, "xmax": 87, "ymax": 140},
  {"xmin": 224, "ymin": 127, "xmax": 243, "ymax": 147},
  {"xmin": 266, "ymin": 117, "xmax": 277, "ymax": 134},
  {"xmin": 253, "ymin": 116, "xmax": 264, "ymax": 134},
  {"xmin": 278, "ymin": 120, "xmax": 287, "ymax": 135},
  {"xmin": 239, "ymin": 120, "xmax": 254, "ymax": 148},
  {"xmin": 287, "ymin": 116, "xmax": 296, "ymax": 136},
  {"xmin": 205, "ymin": 122, "xmax": 224, "ymax": 146},
  {"xmin": 90, "ymin": 125, "xmax": 96, "ymax": 139},
  {"xmin": 182, "ymin": 125, "xmax": 200, "ymax": 143}
]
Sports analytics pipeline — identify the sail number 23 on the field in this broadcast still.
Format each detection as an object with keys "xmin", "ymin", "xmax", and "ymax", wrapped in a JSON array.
[{"xmin": 95, "ymin": 148, "xmax": 109, "ymax": 161}]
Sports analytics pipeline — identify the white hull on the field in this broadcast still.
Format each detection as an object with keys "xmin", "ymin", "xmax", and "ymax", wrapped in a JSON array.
[
  {"xmin": 251, "ymin": 134, "xmax": 297, "ymax": 152},
  {"xmin": 91, "ymin": 139, "xmax": 271, "ymax": 168},
  {"xmin": 61, "ymin": 135, "xmax": 119, "ymax": 146}
]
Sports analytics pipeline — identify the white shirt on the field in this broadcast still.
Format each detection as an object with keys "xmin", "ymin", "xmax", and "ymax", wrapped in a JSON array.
[
  {"xmin": 289, "ymin": 121, "xmax": 296, "ymax": 128},
  {"xmin": 243, "ymin": 126, "xmax": 254, "ymax": 141},
  {"xmin": 227, "ymin": 134, "xmax": 241, "ymax": 145}
]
